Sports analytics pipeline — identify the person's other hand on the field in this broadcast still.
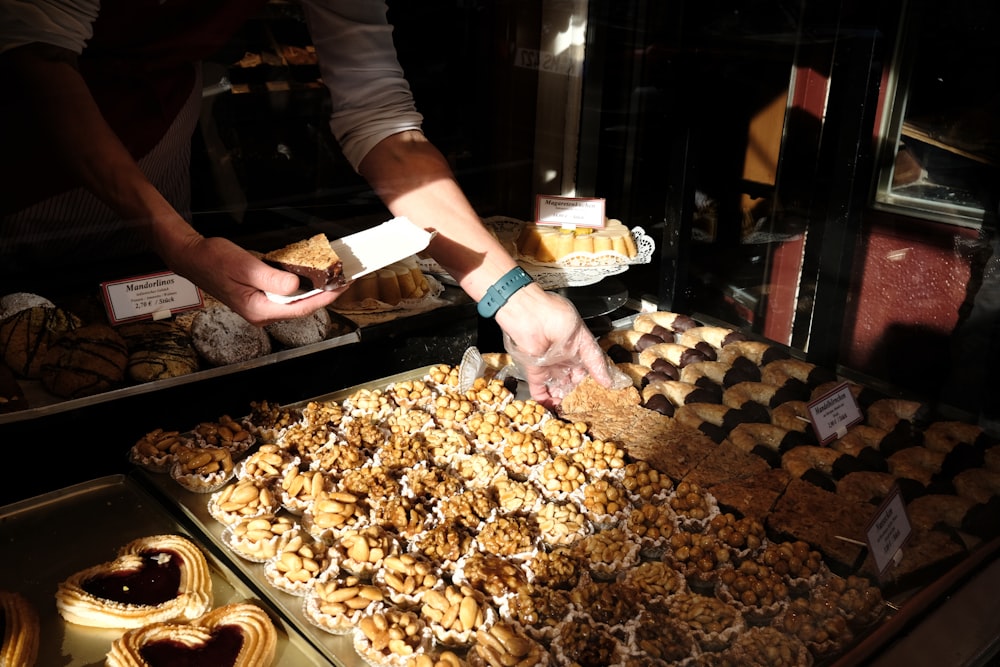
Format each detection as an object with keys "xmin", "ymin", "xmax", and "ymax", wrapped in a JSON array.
[
  {"xmin": 496, "ymin": 286, "xmax": 622, "ymax": 408},
  {"xmin": 166, "ymin": 236, "xmax": 343, "ymax": 326}
]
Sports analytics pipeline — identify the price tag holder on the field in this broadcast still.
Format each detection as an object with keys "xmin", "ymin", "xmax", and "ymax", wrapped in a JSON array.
[
  {"xmin": 866, "ymin": 484, "xmax": 913, "ymax": 578},
  {"xmin": 101, "ymin": 271, "xmax": 203, "ymax": 324},
  {"xmin": 535, "ymin": 195, "xmax": 606, "ymax": 228},
  {"xmin": 807, "ymin": 381, "xmax": 864, "ymax": 444}
]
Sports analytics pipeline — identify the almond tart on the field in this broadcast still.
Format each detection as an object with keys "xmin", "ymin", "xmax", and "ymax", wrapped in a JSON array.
[
  {"xmin": 106, "ymin": 602, "xmax": 277, "ymax": 667},
  {"xmin": 55, "ymin": 534, "xmax": 212, "ymax": 628},
  {"xmin": 0, "ymin": 590, "xmax": 39, "ymax": 667}
]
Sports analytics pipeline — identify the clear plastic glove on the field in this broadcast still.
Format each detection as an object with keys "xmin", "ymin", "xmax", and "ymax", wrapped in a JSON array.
[{"xmin": 499, "ymin": 291, "xmax": 631, "ymax": 408}]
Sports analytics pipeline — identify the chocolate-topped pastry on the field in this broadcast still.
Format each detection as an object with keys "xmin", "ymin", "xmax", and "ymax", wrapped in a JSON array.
[
  {"xmin": 263, "ymin": 233, "xmax": 344, "ymax": 290},
  {"xmin": 40, "ymin": 324, "xmax": 129, "ymax": 398},
  {"xmin": 0, "ymin": 305, "xmax": 82, "ymax": 378},
  {"xmin": 117, "ymin": 319, "xmax": 200, "ymax": 382}
]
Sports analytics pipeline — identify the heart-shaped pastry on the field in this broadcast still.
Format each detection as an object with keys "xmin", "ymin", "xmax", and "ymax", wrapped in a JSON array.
[
  {"xmin": 105, "ymin": 602, "xmax": 277, "ymax": 667},
  {"xmin": 55, "ymin": 534, "xmax": 212, "ymax": 628},
  {"xmin": 1, "ymin": 590, "xmax": 39, "ymax": 667}
]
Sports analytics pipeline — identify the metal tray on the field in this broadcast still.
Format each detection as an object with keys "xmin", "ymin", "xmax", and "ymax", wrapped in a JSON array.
[
  {"xmin": 133, "ymin": 368, "xmax": 437, "ymax": 667},
  {"xmin": 0, "ymin": 326, "xmax": 361, "ymax": 426},
  {"xmin": 0, "ymin": 474, "xmax": 331, "ymax": 666}
]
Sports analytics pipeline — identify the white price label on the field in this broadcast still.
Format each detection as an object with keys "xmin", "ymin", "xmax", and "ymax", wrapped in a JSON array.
[
  {"xmin": 102, "ymin": 271, "xmax": 203, "ymax": 324},
  {"xmin": 534, "ymin": 195, "xmax": 606, "ymax": 228},
  {"xmin": 866, "ymin": 486, "xmax": 912, "ymax": 577},
  {"xmin": 807, "ymin": 381, "xmax": 864, "ymax": 444}
]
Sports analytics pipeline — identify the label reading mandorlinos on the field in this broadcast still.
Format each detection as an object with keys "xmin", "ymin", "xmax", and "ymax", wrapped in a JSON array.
[{"xmin": 101, "ymin": 271, "xmax": 204, "ymax": 324}]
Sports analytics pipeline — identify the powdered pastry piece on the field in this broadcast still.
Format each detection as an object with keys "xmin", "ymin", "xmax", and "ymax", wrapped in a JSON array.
[
  {"xmin": 39, "ymin": 324, "xmax": 129, "ymax": 398},
  {"xmin": 0, "ymin": 590, "xmax": 39, "ymax": 667},
  {"xmin": 0, "ymin": 305, "xmax": 82, "ymax": 378},
  {"xmin": 106, "ymin": 602, "xmax": 276, "ymax": 667},
  {"xmin": 0, "ymin": 292, "xmax": 54, "ymax": 321},
  {"xmin": 265, "ymin": 307, "xmax": 333, "ymax": 348},
  {"xmin": 117, "ymin": 319, "xmax": 200, "ymax": 382},
  {"xmin": 55, "ymin": 534, "xmax": 213, "ymax": 629},
  {"xmin": 191, "ymin": 307, "xmax": 272, "ymax": 367},
  {"xmin": 263, "ymin": 233, "xmax": 344, "ymax": 290}
]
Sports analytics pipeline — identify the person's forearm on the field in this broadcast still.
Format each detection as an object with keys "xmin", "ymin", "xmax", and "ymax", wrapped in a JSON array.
[
  {"xmin": 357, "ymin": 130, "xmax": 521, "ymax": 303},
  {"xmin": 0, "ymin": 44, "xmax": 200, "ymax": 258}
]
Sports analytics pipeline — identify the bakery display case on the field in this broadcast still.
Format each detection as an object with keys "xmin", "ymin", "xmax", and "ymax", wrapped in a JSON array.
[{"xmin": 3, "ymin": 0, "xmax": 1000, "ymax": 665}]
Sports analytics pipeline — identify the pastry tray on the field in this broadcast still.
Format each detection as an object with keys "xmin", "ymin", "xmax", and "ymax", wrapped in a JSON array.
[
  {"xmin": 132, "ymin": 369, "xmax": 436, "ymax": 667},
  {"xmin": 0, "ymin": 474, "xmax": 331, "ymax": 666}
]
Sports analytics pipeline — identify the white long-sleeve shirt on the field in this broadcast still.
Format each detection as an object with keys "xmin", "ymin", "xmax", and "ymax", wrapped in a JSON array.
[{"xmin": 0, "ymin": 0, "xmax": 424, "ymax": 171}]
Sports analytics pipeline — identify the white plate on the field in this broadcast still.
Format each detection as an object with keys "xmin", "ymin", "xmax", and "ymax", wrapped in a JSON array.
[{"xmin": 266, "ymin": 217, "xmax": 436, "ymax": 304}]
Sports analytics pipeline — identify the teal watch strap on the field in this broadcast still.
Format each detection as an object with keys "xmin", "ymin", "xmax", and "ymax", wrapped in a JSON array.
[{"xmin": 477, "ymin": 266, "xmax": 534, "ymax": 318}]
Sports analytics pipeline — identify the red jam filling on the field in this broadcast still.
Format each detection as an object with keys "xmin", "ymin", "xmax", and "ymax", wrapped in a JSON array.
[
  {"xmin": 82, "ymin": 549, "xmax": 182, "ymax": 605},
  {"xmin": 139, "ymin": 625, "xmax": 244, "ymax": 667}
]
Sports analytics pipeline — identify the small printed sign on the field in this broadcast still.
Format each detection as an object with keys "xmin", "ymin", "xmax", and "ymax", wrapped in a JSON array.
[
  {"xmin": 102, "ymin": 271, "xmax": 203, "ymax": 324},
  {"xmin": 535, "ymin": 195, "xmax": 606, "ymax": 228},
  {"xmin": 807, "ymin": 382, "xmax": 864, "ymax": 444},
  {"xmin": 866, "ymin": 485, "xmax": 912, "ymax": 577}
]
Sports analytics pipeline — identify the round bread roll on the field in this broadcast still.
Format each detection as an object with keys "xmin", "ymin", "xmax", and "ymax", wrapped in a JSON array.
[
  {"xmin": 191, "ymin": 306, "xmax": 272, "ymax": 367},
  {"xmin": 265, "ymin": 307, "xmax": 334, "ymax": 348},
  {"xmin": 39, "ymin": 323, "xmax": 129, "ymax": 399},
  {"xmin": 0, "ymin": 292, "xmax": 54, "ymax": 321},
  {"xmin": 0, "ymin": 305, "xmax": 82, "ymax": 378},
  {"xmin": 117, "ymin": 319, "xmax": 200, "ymax": 382}
]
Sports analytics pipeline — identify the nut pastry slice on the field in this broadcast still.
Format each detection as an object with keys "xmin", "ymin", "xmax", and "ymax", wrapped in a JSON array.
[
  {"xmin": 55, "ymin": 534, "xmax": 212, "ymax": 628},
  {"xmin": 0, "ymin": 590, "xmax": 39, "ymax": 667},
  {"xmin": 106, "ymin": 602, "xmax": 277, "ymax": 667}
]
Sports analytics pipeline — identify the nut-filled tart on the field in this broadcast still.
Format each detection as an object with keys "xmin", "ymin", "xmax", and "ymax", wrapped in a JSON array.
[
  {"xmin": 106, "ymin": 602, "xmax": 277, "ymax": 667},
  {"xmin": 55, "ymin": 534, "xmax": 212, "ymax": 628}
]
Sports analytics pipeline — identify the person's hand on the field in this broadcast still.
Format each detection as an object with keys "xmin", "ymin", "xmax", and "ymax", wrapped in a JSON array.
[
  {"xmin": 163, "ymin": 235, "xmax": 343, "ymax": 326},
  {"xmin": 496, "ymin": 285, "xmax": 624, "ymax": 408}
]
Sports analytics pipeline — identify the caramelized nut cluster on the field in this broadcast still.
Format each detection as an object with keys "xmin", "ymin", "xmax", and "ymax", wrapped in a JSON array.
[
  {"xmin": 758, "ymin": 540, "xmax": 826, "ymax": 580},
  {"xmin": 707, "ymin": 512, "xmax": 766, "ymax": 552},
  {"xmin": 131, "ymin": 428, "xmax": 190, "ymax": 463},
  {"xmin": 309, "ymin": 442, "xmax": 366, "ymax": 474},
  {"xmin": 538, "ymin": 454, "xmax": 588, "ymax": 494},
  {"xmin": 210, "ymin": 479, "xmax": 279, "ymax": 523},
  {"xmin": 371, "ymin": 495, "xmax": 429, "ymax": 538},
  {"xmin": 626, "ymin": 501, "xmax": 676, "ymax": 542},
  {"xmin": 420, "ymin": 584, "xmax": 488, "ymax": 640},
  {"xmin": 476, "ymin": 514, "xmax": 537, "ymax": 556},
  {"xmin": 669, "ymin": 481, "xmax": 713, "ymax": 521},
  {"xmin": 459, "ymin": 552, "xmax": 529, "ymax": 599},
  {"xmin": 536, "ymin": 501, "xmax": 589, "ymax": 546},
  {"xmin": 335, "ymin": 526, "xmax": 398, "ymax": 575},
  {"xmin": 670, "ymin": 591, "xmax": 742, "ymax": 635},
  {"xmin": 570, "ymin": 437, "xmax": 627, "ymax": 473},
  {"xmin": 357, "ymin": 607, "xmax": 424, "ymax": 658},
  {"xmin": 279, "ymin": 467, "xmax": 329, "ymax": 508},
  {"xmin": 668, "ymin": 531, "xmax": 732, "ymax": 578},
  {"xmin": 307, "ymin": 491, "xmax": 366, "ymax": 534},
  {"xmin": 267, "ymin": 533, "xmax": 329, "ymax": 587},
  {"xmin": 173, "ymin": 444, "xmax": 234, "ymax": 477},
  {"xmin": 718, "ymin": 559, "xmax": 790, "ymax": 609},
  {"xmin": 379, "ymin": 433, "xmax": 431, "ymax": 469},
  {"xmin": 501, "ymin": 430, "xmax": 551, "ymax": 470},
  {"xmin": 239, "ymin": 444, "xmax": 294, "ymax": 481},
  {"xmin": 385, "ymin": 379, "xmax": 437, "ymax": 407},
  {"xmin": 621, "ymin": 560, "xmax": 684, "ymax": 598},
  {"xmin": 502, "ymin": 398, "xmax": 548, "ymax": 429},
  {"xmin": 581, "ymin": 477, "xmax": 629, "ymax": 517},
  {"xmin": 620, "ymin": 461, "xmax": 673, "ymax": 500},
  {"xmin": 465, "ymin": 410, "xmax": 512, "ymax": 446},
  {"xmin": 540, "ymin": 419, "xmax": 588, "ymax": 452},
  {"xmin": 777, "ymin": 595, "xmax": 853, "ymax": 654},
  {"xmin": 436, "ymin": 488, "xmax": 498, "ymax": 527},
  {"xmin": 413, "ymin": 519, "xmax": 474, "ymax": 564},
  {"xmin": 192, "ymin": 414, "xmax": 254, "ymax": 453},
  {"xmin": 314, "ymin": 575, "xmax": 385, "ymax": 619},
  {"xmin": 227, "ymin": 514, "xmax": 297, "ymax": 560},
  {"xmin": 473, "ymin": 622, "xmax": 547, "ymax": 667},
  {"xmin": 377, "ymin": 553, "xmax": 441, "ymax": 602},
  {"xmin": 573, "ymin": 527, "xmax": 637, "ymax": 575},
  {"xmin": 523, "ymin": 546, "xmax": 580, "ymax": 590}
]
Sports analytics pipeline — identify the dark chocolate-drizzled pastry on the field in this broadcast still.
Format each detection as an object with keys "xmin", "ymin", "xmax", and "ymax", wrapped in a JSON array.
[
  {"xmin": 39, "ymin": 324, "xmax": 129, "ymax": 398},
  {"xmin": 117, "ymin": 319, "xmax": 200, "ymax": 382},
  {"xmin": 0, "ymin": 305, "xmax": 82, "ymax": 378}
]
